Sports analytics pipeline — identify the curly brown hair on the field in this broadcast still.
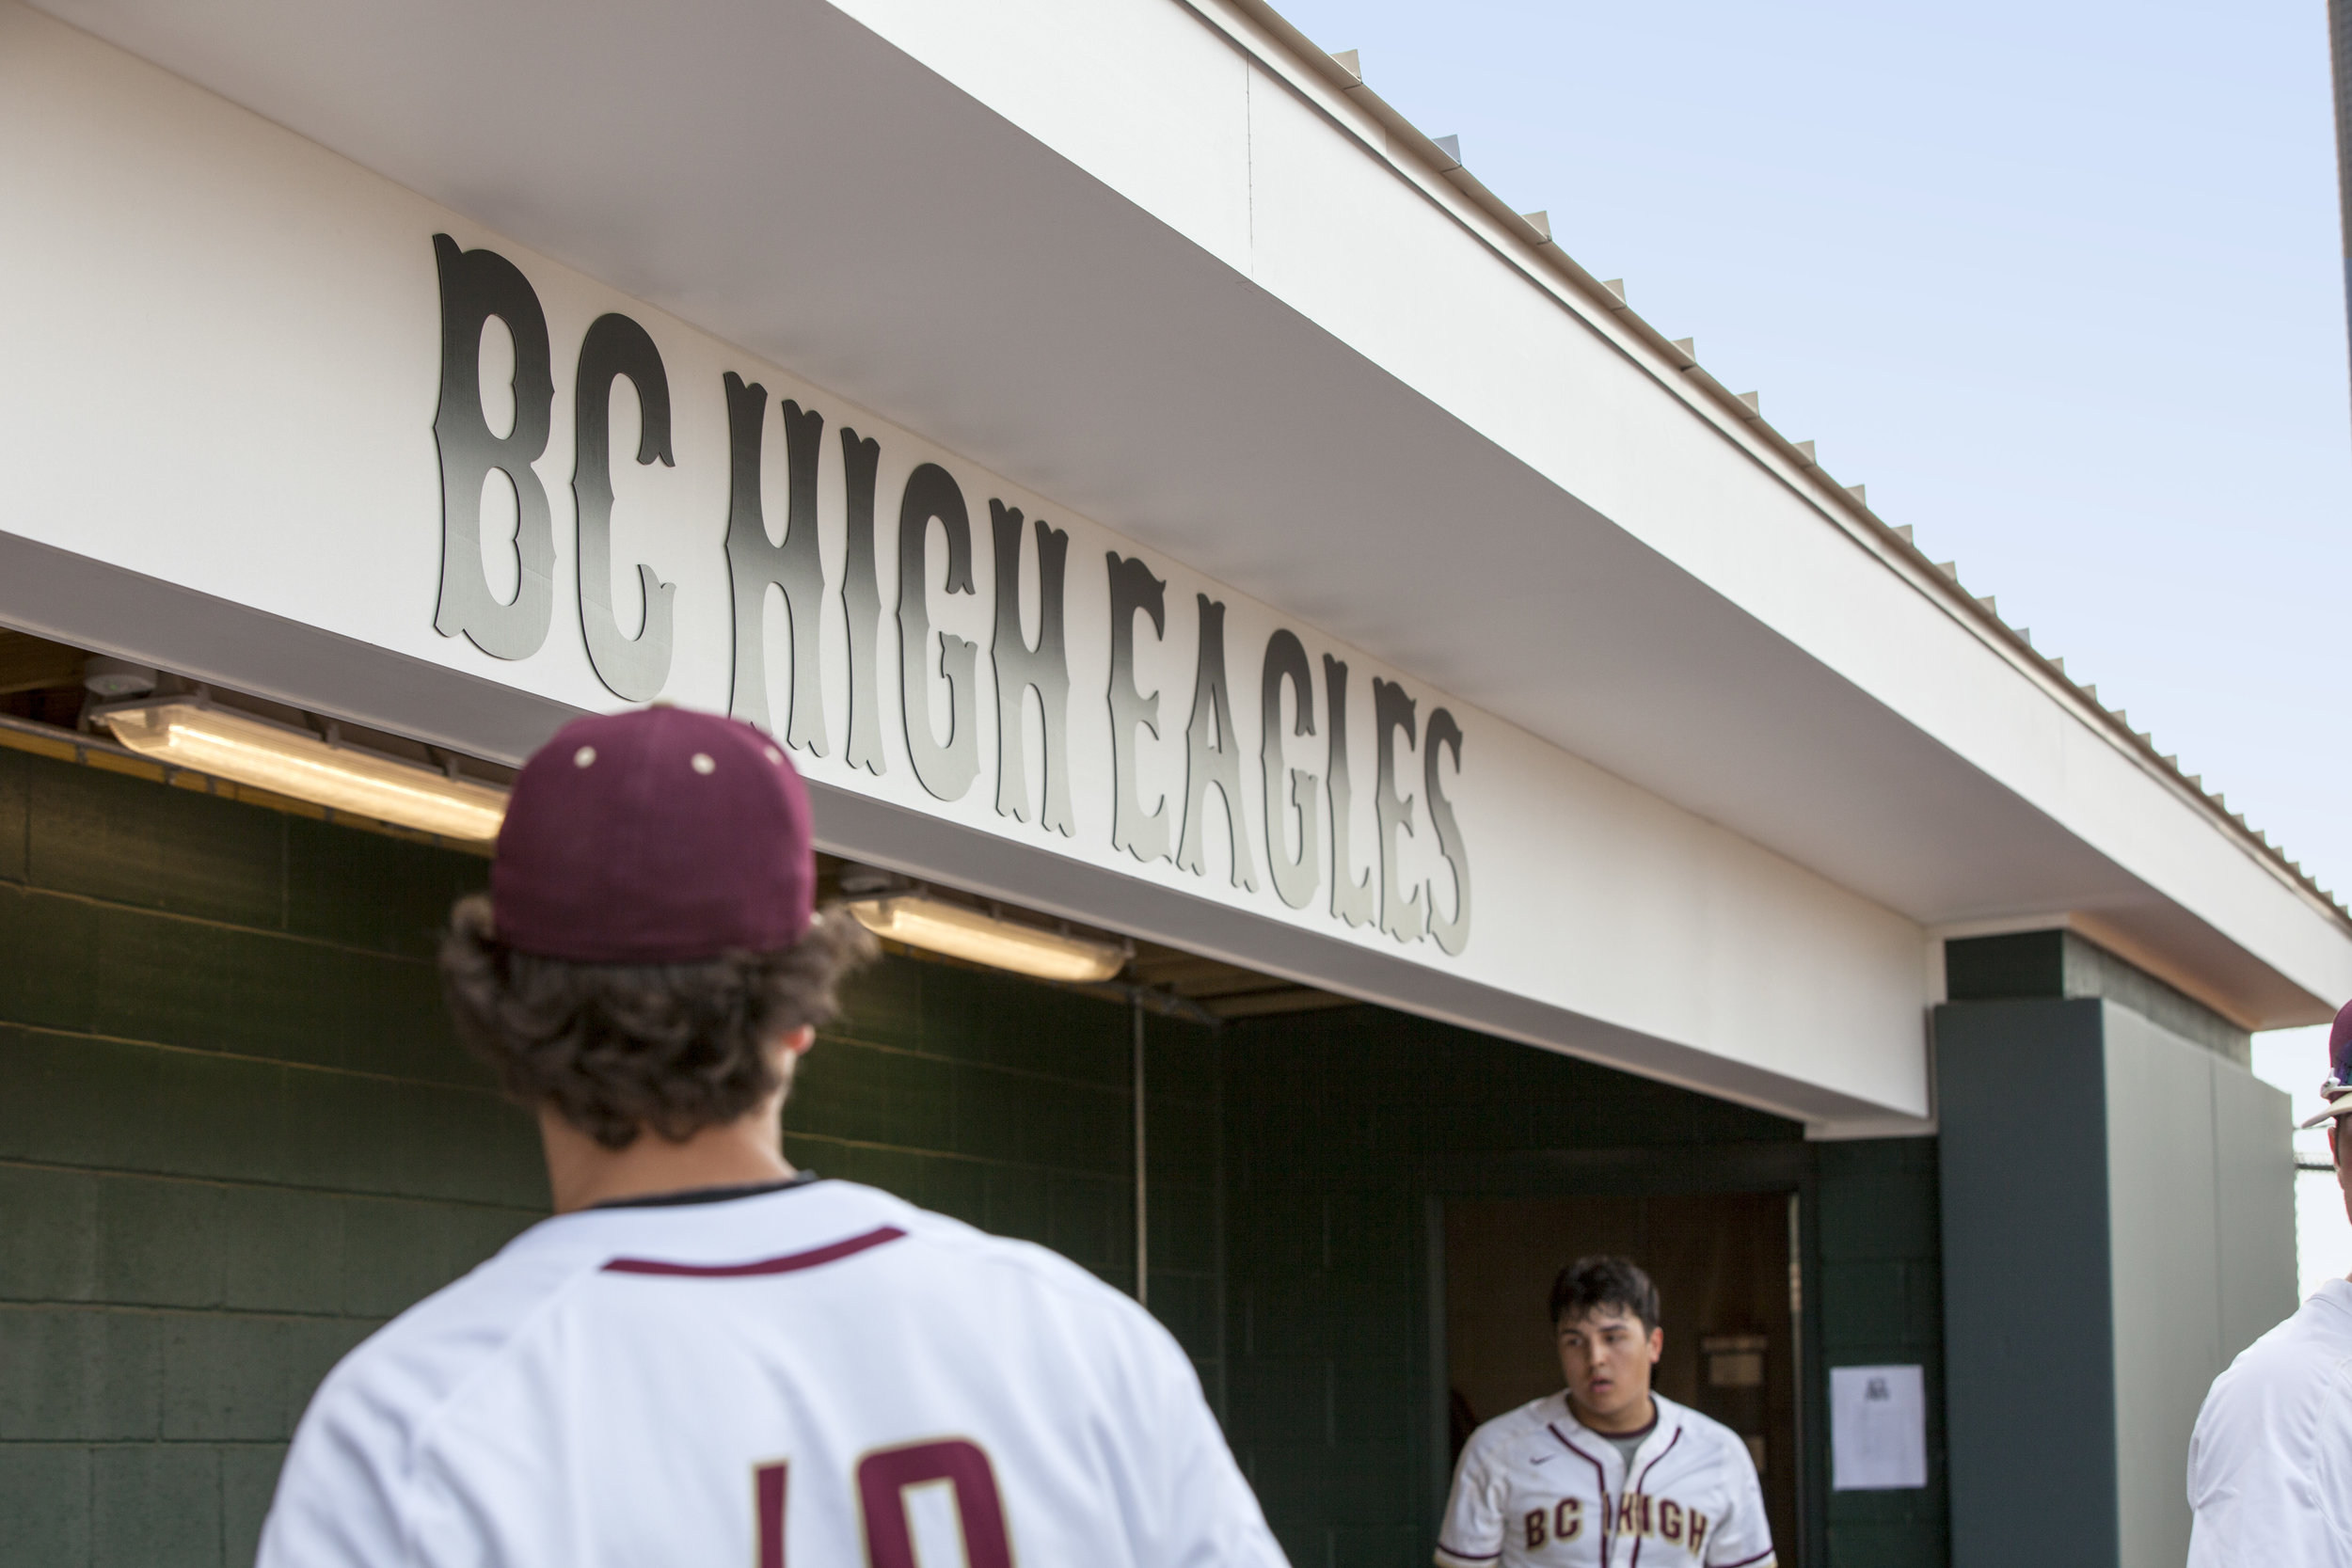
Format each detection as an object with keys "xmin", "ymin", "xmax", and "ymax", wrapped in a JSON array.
[{"xmin": 438, "ymin": 893, "xmax": 878, "ymax": 1149}]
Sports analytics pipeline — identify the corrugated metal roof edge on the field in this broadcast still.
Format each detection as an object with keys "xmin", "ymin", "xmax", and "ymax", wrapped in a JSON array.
[{"xmin": 1208, "ymin": 0, "xmax": 2350, "ymax": 939}]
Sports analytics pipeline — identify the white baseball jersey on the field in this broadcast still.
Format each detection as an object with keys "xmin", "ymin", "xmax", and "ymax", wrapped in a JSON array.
[
  {"xmin": 257, "ymin": 1178, "xmax": 1285, "ymax": 1568},
  {"xmin": 2187, "ymin": 1277, "xmax": 2352, "ymax": 1566},
  {"xmin": 1437, "ymin": 1391, "xmax": 1772, "ymax": 1568}
]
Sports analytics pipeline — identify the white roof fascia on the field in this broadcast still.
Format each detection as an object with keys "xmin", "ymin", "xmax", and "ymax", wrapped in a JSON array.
[
  {"xmin": 824, "ymin": 0, "xmax": 2352, "ymax": 1013},
  {"xmin": 24, "ymin": 0, "xmax": 2350, "ymax": 1029}
]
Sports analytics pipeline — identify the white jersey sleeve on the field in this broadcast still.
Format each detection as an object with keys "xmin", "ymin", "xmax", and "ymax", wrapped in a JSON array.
[
  {"xmin": 1134, "ymin": 1322, "xmax": 1281, "ymax": 1567},
  {"xmin": 1435, "ymin": 1420, "xmax": 1511, "ymax": 1566},
  {"xmin": 259, "ymin": 1234, "xmax": 587, "ymax": 1568},
  {"xmin": 258, "ymin": 1382, "xmax": 406, "ymax": 1567}
]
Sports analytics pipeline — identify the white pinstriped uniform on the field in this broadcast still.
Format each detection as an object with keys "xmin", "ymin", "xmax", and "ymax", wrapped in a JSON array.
[
  {"xmin": 256, "ymin": 1180, "xmax": 1284, "ymax": 1568},
  {"xmin": 1438, "ymin": 1392, "xmax": 1773, "ymax": 1568}
]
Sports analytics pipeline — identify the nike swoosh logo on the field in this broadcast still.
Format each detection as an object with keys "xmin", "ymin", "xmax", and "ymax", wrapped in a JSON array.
[{"xmin": 1530, "ymin": 1454, "xmax": 1556, "ymax": 1465}]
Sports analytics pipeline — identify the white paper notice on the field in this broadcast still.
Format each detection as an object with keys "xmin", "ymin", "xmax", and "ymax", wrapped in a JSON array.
[{"xmin": 1830, "ymin": 1364, "xmax": 1926, "ymax": 1490}]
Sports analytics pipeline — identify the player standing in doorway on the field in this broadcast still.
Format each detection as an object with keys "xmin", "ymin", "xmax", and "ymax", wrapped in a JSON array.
[
  {"xmin": 2186, "ymin": 999, "xmax": 2352, "ymax": 1565},
  {"xmin": 1437, "ymin": 1256, "xmax": 1772, "ymax": 1567},
  {"xmin": 256, "ymin": 705, "xmax": 1286, "ymax": 1567}
]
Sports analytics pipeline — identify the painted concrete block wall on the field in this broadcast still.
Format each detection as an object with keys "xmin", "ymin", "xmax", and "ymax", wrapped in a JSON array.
[
  {"xmin": 2, "ymin": 731, "xmax": 1971, "ymax": 1568},
  {"xmin": 783, "ymin": 958, "xmax": 1224, "ymax": 1382},
  {"xmin": 1812, "ymin": 1138, "xmax": 1949, "ymax": 1568},
  {"xmin": 0, "ymin": 743, "xmax": 1220, "ymax": 1565},
  {"xmin": 1219, "ymin": 1005, "xmax": 1826, "ymax": 1568},
  {"xmin": 0, "ymin": 744, "xmax": 539, "ymax": 1568}
]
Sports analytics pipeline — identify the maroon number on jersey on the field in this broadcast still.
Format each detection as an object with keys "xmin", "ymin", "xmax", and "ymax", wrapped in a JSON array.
[
  {"xmin": 859, "ymin": 1440, "xmax": 1014, "ymax": 1568},
  {"xmin": 755, "ymin": 1463, "xmax": 787, "ymax": 1568},
  {"xmin": 751, "ymin": 1440, "xmax": 1013, "ymax": 1567}
]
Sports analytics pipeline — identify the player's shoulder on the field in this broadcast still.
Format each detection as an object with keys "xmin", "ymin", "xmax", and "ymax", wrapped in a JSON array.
[
  {"xmin": 272, "ymin": 1207, "xmax": 607, "ymax": 1515},
  {"xmin": 303, "ymin": 1181, "xmax": 912, "ymax": 1428},
  {"xmin": 2205, "ymin": 1284, "xmax": 2352, "ymax": 1416},
  {"xmin": 1461, "ymin": 1391, "xmax": 1572, "ymax": 1466},
  {"xmin": 295, "ymin": 1180, "xmax": 1180, "ymax": 1451},
  {"xmin": 309, "ymin": 1212, "xmax": 607, "ymax": 1420},
  {"xmin": 866, "ymin": 1187, "xmax": 1193, "ymax": 1385},
  {"xmin": 859, "ymin": 1185, "xmax": 1152, "ymax": 1318},
  {"xmin": 879, "ymin": 1187, "xmax": 1123, "ymax": 1290},
  {"xmin": 2236, "ymin": 1287, "xmax": 2352, "ymax": 1375},
  {"xmin": 1656, "ymin": 1394, "xmax": 1754, "ymax": 1468}
]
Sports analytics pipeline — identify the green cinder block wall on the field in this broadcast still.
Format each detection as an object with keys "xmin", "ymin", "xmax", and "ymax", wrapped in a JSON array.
[
  {"xmin": 1226, "ymin": 1005, "xmax": 1845, "ymax": 1568},
  {"xmin": 0, "ymin": 746, "xmax": 539, "ymax": 1568},
  {"xmin": 1810, "ymin": 1138, "xmax": 1947, "ymax": 1568},
  {"xmin": 783, "ymin": 957, "xmax": 1225, "ymax": 1386},
  {"xmin": 0, "ymin": 744, "xmax": 1218, "ymax": 1565},
  {"xmin": 1221, "ymin": 1007, "xmax": 1954, "ymax": 1568},
  {"xmin": 0, "ymin": 736, "xmax": 1963, "ymax": 1568}
]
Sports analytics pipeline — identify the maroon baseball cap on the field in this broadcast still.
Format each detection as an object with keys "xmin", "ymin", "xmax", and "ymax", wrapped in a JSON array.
[
  {"xmin": 491, "ymin": 706, "xmax": 816, "ymax": 963},
  {"xmin": 2300, "ymin": 997, "xmax": 2352, "ymax": 1129}
]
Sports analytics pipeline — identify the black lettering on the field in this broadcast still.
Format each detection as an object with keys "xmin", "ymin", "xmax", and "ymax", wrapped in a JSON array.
[
  {"xmin": 1322, "ymin": 655, "xmax": 1375, "ymax": 928},
  {"xmin": 571, "ymin": 313, "xmax": 675, "ymax": 702},
  {"xmin": 1176, "ymin": 596, "xmax": 1259, "ymax": 891},
  {"xmin": 989, "ymin": 502, "xmax": 1073, "ymax": 835},
  {"xmin": 897, "ymin": 464, "xmax": 980, "ymax": 800},
  {"xmin": 723, "ymin": 376, "xmax": 828, "ymax": 752},
  {"xmin": 839, "ymin": 427, "xmax": 886, "ymax": 775},
  {"xmin": 1373, "ymin": 677, "xmax": 1423, "ymax": 943},
  {"xmin": 1423, "ymin": 706, "xmax": 1470, "ymax": 955},
  {"xmin": 1106, "ymin": 552, "xmax": 1171, "ymax": 863},
  {"xmin": 430, "ymin": 234, "xmax": 554, "ymax": 661},
  {"xmin": 1260, "ymin": 629, "xmax": 1320, "ymax": 911}
]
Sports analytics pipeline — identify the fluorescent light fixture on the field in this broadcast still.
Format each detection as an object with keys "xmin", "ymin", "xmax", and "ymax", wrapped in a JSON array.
[
  {"xmin": 846, "ymin": 894, "xmax": 1128, "ymax": 983},
  {"xmin": 97, "ymin": 699, "xmax": 507, "ymax": 842}
]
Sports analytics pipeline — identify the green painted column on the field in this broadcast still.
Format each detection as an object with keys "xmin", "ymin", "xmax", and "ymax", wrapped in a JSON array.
[{"xmin": 1936, "ymin": 933, "xmax": 2294, "ymax": 1568}]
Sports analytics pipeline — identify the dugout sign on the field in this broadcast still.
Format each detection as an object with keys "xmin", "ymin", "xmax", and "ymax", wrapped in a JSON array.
[
  {"xmin": 0, "ymin": 20, "xmax": 1957, "ymax": 1123},
  {"xmin": 426, "ymin": 235, "xmax": 1472, "ymax": 958}
]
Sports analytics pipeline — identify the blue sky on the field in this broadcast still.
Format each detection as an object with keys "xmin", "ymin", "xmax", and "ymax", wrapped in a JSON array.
[
  {"xmin": 1274, "ymin": 0, "xmax": 2352, "ymax": 908},
  {"xmin": 1270, "ymin": 0, "xmax": 2352, "ymax": 1281}
]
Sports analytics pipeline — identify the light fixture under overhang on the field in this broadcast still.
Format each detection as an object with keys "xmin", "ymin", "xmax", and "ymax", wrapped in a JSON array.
[
  {"xmin": 95, "ymin": 699, "xmax": 508, "ymax": 843},
  {"xmin": 845, "ymin": 894, "xmax": 1129, "ymax": 983}
]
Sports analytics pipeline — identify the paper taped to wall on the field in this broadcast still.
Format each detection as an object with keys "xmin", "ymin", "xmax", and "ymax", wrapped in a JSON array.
[{"xmin": 1831, "ymin": 1364, "xmax": 1927, "ymax": 1490}]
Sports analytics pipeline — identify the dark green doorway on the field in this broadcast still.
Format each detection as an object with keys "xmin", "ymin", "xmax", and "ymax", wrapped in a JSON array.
[{"xmin": 1443, "ymin": 1193, "xmax": 1801, "ymax": 1553}]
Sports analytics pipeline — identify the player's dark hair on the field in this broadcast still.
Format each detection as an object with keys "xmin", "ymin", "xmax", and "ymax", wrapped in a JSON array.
[
  {"xmin": 1549, "ymin": 1255, "xmax": 1662, "ymax": 1335},
  {"xmin": 437, "ymin": 892, "xmax": 878, "ymax": 1149}
]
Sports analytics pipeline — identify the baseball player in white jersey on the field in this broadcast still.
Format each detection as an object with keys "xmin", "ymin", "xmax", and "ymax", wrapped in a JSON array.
[
  {"xmin": 1438, "ymin": 1256, "xmax": 1772, "ymax": 1568},
  {"xmin": 256, "ymin": 706, "xmax": 1286, "ymax": 1568},
  {"xmin": 2186, "ymin": 999, "xmax": 2352, "ymax": 1565}
]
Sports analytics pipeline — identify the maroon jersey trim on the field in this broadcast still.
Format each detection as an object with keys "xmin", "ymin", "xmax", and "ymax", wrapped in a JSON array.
[
  {"xmin": 602, "ymin": 1224, "xmax": 908, "ymax": 1276},
  {"xmin": 1627, "ymin": 1426, "xmax": 1682, "ymax": 1567},
  {"xmin": 1547, "ymin": 1422, "xmax": 1613, "ymax": 1555}
]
